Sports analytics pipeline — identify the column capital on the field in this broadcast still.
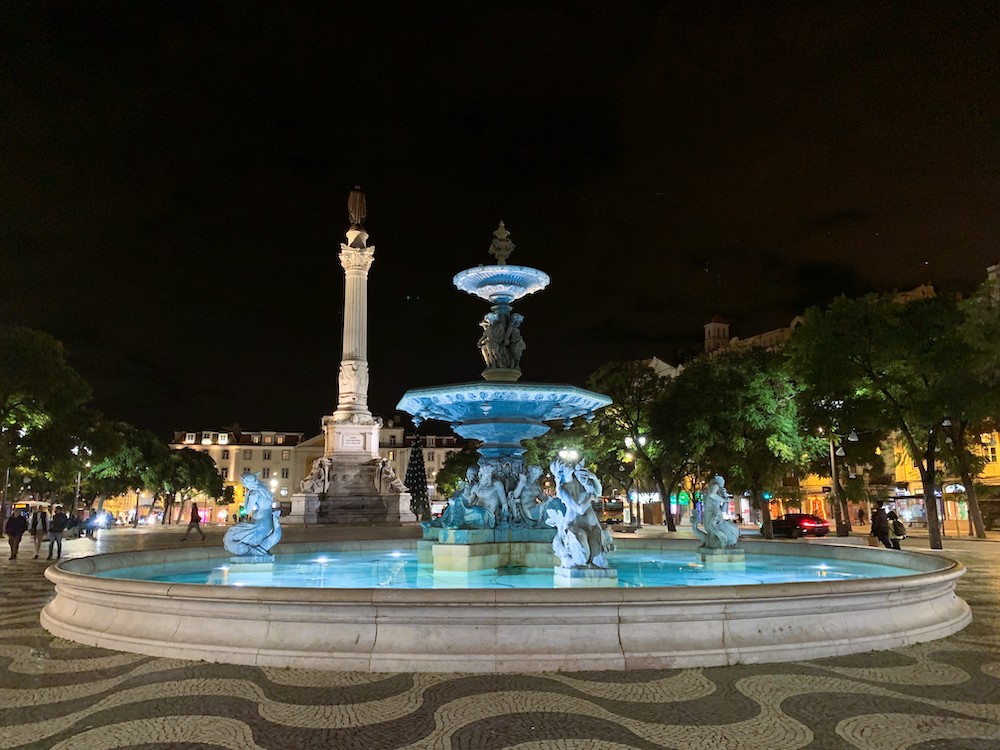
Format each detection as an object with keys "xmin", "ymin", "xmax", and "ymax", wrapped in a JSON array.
[{"xmin": 340, "ymin": 244, "xmax": 375, "ymax": 273}]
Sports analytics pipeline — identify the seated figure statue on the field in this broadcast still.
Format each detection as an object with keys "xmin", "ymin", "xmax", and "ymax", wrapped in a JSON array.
[
  {"xmin": 224, "ymin": 473, "xmax": 282, "ymax": 558},
  {"xmin": 508, "ymin": 464, "xmax": 561, "ymax": 528},
  {"xmin": 428, "ymin": 466, "xmax": 495, "ymax": 530},
  {"xmin": 693, "ymin": 475, "xmax": 740, "ymax": 549}
]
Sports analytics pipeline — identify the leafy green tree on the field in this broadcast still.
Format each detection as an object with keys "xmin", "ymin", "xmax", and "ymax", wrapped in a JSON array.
[
  {"xmin": 586, "ymin": 360, "xmax": 678, "ymax": 530},
  {"xmin": 672, "ymin": 349, "xmax": 808, "ymax": 539},
  {"xmin": 786, "ymin": 293, "xmax": 989, "ymax": 550},
  {"xmin": 0, "ymin": 327, "xmax": 91, "ymax": 516},
  {"xmin": 90, "ymin": 424, "xmax": 172, "ymax": 525},
  {"xmin": 168, "ymin": 448, "xmax": 224, "ymax": 524}
]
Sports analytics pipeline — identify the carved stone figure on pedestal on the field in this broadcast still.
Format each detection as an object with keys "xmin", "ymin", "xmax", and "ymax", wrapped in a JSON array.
[
  {"xmin": 545, "ymin": 459, "xmax": 615, "ymax": 568},
  {"xmin": 224, "ymin": 473, "xmax": 282, "ymax": 558},
  {"xmin": 509, "ymin": 464, "xmax": 559, "ymax": 528},
  {"xmin": 478, "ymin": 312, "xmax": 505, "ymax": 368},
  {"xmin": 467, "ymin": 463, "xmax": 507, "ymax": 526},
  {"xmin": 301, "ymin": 457, "xmax": 333, "ymax": 494},
  {"xmin": 503, "ymin": 313, "xmax": 526, "ymax": 369},
  {"xmin": 379, "ymin": 459, "xmax": 406, "ymax": 494},
  {"xmin": 693, "ymin": 475, "xmax": 741, "ymax": 549}
]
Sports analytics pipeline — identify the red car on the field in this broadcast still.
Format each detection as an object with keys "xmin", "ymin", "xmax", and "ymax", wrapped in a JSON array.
[{"xmin": 767, "ymin": 513, "xmax": 830, "ymax": 538}]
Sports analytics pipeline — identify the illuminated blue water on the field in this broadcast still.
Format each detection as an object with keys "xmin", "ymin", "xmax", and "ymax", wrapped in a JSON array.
[{"xmin": 95, "ymin": 549, "xmax": 916, "ymax": 589}]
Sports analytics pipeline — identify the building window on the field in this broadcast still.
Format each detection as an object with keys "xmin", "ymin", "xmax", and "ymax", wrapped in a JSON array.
[
  {"xmin": 277, "ymin": 435, "xmax": 285, "ymax": 444},
  {"xmin": 202, "ymin": 433, "xmax": 213, "ymax": 445},
  {"xmin": 262, "ymin": 467, "xmax": 271, "ymax": 478},
  {"xmin": 184, "ymin": 433, "xmax": 196, "ymax": 444},
  {"xmin": 990, "ymin": 446, "xmax": 998, "ymax": 463},
  {"xmin": 251, "ymin": 435, "xmax": 261, "ymax": 444},
  {"xmin": 263, "ymin": 450, "xmax": 272, "ymax": 460},
  {"xmin": 218, "ymin": 433, "xmax": 229, "ymax": 445},
  {"xmin": 281, "ymin": 450, "xmax": 290, "ymax": 460},
  {"xmin": 264, "ymin": 435, "xmax": 273, "ymax": 444},
  {"xmin": 222, "ymin": 450, "xmax": 230, "ymax": 460},
  {"xmin": 281, "ymin": 468, "xmax": 289, "ymax": 479},
  {"xmin": 220, "ymin": 466, "xmax": 228, "ymax": 477},
  {"xmin": 426, "ymin": 437, "xmax": 436, "ymax": 447},
  {"xmin": 390, "ymin": 435, "xmax": 397, "ymax": 446},
  {"xmin": 280, "ymin": 487, "xmax": 289, "ymax": 497},
  {"xmin": 428, "ymin": 451, "xmax": 435, "ymax": 461},
  {"xmin": 243, "ymin": 450, "xmax": 252, "ymax": 460}
]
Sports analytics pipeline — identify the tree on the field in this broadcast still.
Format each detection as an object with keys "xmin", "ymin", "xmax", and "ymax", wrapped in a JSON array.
[
  {"xmin": 168, "ymin": 448, "xmax": 224, "ymax": 525},
  {"xmin": 786, "ymin": 293, "xmax": 993, "ymax": 550},
  {"xmin": 404, "ymin": 434, "xmax": 430, "ymax": 521},
  {"xmin": 0, "ymin": 327, "xmax": 91, "ymax": 518},
  {"xmin": 89, "ymin": 424, "xmax": 172, "ymax": 525},
  {"xmin": 586, "ymin": 360, "xmax": 678, "ymax": 530},
  {"xmin": 670, "ymin": 348, "xmax": 808, "ymax": 539}
]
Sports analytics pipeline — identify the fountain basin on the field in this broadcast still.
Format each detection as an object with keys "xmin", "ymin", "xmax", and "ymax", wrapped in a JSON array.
[{"xmin": 41, "ymin": 539, "xmax": 970, "ymax": 673}]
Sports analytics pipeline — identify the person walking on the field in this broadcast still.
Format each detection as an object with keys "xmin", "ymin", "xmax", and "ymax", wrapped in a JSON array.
[
  {"xmin": 180, "ymin": 503, "xmax": 206, "ymax": 541},
  {"xmin": 47, "ymin": 506, "xmax": 68, "ymax": 560},
  {"xmin": 870, "ymin": 503, "xmax": 892, "ymax": 549},
  {"xmin": 29, "ymin": 506, "xmax": 49, "ymax": 559},
  {"xmin": 5, "ymin": 509, "xmax": 28, "ymax": 560},
  {"xmin": 886, "ymin": 510, "xmax": 906, "ymax": 551}
]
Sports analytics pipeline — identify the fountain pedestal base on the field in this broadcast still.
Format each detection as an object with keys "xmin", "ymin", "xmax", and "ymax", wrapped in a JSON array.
[
  {"xmin": 699, "ymin": 548, "xmax": 746, "ymax": 570},
  {"xmin": 554, "ymin": 566, "xmax": 619, "ymax": 588}
]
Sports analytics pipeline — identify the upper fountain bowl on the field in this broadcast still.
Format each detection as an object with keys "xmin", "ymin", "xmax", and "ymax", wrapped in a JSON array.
[{"xmin": 453, "ymin": 265, "xmax": 551, "ymax": 304}]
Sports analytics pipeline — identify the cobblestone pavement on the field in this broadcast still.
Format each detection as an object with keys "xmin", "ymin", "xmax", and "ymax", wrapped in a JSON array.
[{"xmin": 1, "ymin": 525, "xmax": 999, "ymax": 749}]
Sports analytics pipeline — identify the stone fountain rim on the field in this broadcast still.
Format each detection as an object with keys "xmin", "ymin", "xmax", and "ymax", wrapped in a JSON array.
[{"xmin": 40, "ymin": 538, "xmax": 971, "ymax": 672}]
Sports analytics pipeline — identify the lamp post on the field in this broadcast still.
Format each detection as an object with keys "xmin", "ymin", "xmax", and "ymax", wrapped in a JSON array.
[{"xmin": 825, "ymin": 428, "xmax": 859, "ymax": 537}]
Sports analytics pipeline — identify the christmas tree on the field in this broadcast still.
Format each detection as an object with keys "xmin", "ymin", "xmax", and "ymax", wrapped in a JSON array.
[{"xmin": 404, "ymin": 433, "xmax": 430, "ymax": 521}]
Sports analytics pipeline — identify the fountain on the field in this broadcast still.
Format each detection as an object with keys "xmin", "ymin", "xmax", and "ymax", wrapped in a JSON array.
[
  {"xmin": 39, "ymin": 222, "xmax": 971, "ymax": 673},
  {"xmin": 396, "ymin": 223, "xmax": 615, "ymax": 584}
]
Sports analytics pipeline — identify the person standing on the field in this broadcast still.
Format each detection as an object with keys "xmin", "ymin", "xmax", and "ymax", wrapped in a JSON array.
[
  {"xmin": 47, "ymin": 506, "xmax": 68, "ymax": 560},
  {"xmin": 180, "ymin": 503, "xmax": 206, "ymax": 541},
  {"xmin": 5, "ymin": 509, "xmax": 28, "ymax": 560},
  {"xmin": 29, "ymin": 506, "xmax": 49, "ymax": 559},
  {"xmin": 886, "ymin": 510, "xmax": 906, "ymax": 551},
  {"xmin": 857, "ymin": 507, "xmax": 867, "ymax": 525},
  {"xmin": 870, "ymin": 503, "xmax": 892, "ymax": 549}
]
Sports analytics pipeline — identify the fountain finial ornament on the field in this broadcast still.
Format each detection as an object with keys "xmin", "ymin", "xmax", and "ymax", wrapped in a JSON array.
[{"xmin": 489, "ymin": 221, "xmax": 516, "ymax": 265}]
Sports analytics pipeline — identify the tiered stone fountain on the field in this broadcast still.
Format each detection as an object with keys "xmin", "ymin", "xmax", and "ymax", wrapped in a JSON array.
[{"xmin": 396, "ymin": 223, "xmax": 615, "ymax": 584}]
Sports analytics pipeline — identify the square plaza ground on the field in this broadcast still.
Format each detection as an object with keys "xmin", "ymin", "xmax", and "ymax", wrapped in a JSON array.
[{"xmin": 2, "ymin": 525, "xmax": 999, "ymax": 749}]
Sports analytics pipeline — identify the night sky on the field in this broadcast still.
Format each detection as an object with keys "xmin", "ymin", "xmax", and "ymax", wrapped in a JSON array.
[{"xmin": 3, "ymin": 2, "xmax": 998, "ymax": 438}]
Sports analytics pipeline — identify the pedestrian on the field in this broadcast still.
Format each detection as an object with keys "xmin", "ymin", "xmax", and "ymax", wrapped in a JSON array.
[
  {"xmin": 887, "ymin": 510, "xmax": 906, "ymax": 551},
  {"xmin": 180, "ymin": 503, "xmax": 206, "ymax": 541},
  {"xmin": 857, "ymin": 507, "xmax": 866, "ymax": 525},
  {"xmin": 47, "ymin": 505, "xmax": 68, "ymax": 560},
  {"xmin": 5, "ymin": 509, "xmax": 28, "ymax": 560},
  {"xmin": 870, "ymin": 503, "xmax": 892, "ymax": 549},
  {"xmin": 29, "ymin": 505, "xmax": 49, "ymax": 559}
]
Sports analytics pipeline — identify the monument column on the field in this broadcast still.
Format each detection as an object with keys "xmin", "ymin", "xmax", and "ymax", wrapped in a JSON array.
[{"xmin": 323, "ymin": 186, "xmax": 380, "ymax": 459}]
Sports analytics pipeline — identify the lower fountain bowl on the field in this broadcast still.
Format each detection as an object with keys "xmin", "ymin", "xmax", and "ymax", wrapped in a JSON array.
[{"xmin": 41, "ymin": 538, "xmax": 969, "ymax": 673}]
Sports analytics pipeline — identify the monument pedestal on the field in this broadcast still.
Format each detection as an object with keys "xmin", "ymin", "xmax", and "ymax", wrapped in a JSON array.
[
  {"xmin": 699, "ymin": 547, "xmax": 746, "ymax": 570},
  {"xmin": 554, "ymin": 566, "xmax": 619, "ymax": 588}
]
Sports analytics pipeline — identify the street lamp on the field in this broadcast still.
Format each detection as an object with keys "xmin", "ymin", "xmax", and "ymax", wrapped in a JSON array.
[{"xmin": 825, "ymin": 427, "xmax": 859, "ymax": 537}]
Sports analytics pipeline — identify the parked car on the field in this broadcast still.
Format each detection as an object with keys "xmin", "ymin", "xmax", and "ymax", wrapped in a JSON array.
[{"xmin": 767, "ymin": 513, "xmax": 830, "ymax": 539}]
